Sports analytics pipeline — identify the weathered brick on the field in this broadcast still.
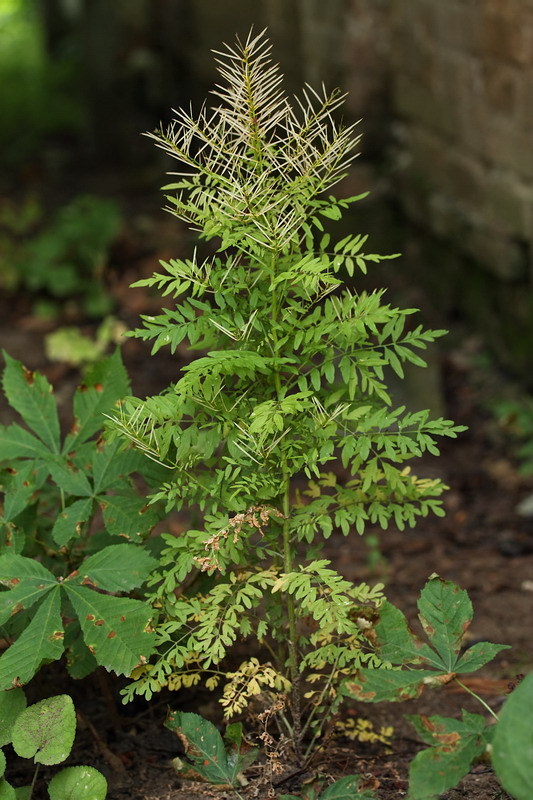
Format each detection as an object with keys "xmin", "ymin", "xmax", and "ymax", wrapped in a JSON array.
[
  {"xmin": 484, "ymin": 172, "xmax": 531, "ymax": 236},
  {"xmin": 482, "ymin": 60, "xmax": 525, "ymax": 118},
  {"xmin": 482, "ymin": 3, "xmax": 533, "ymax": 65}
]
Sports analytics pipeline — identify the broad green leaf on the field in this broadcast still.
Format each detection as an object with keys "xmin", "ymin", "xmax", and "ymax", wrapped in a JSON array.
[
  {"xmin": 407, "ymin": 712, "xmax": 487, "ymax": 799},
  {"xmin": 46, "ymin": 459, "xmax": 93, "ymax": 498},
  {"xmin": 454, "ymin": 640, "xmax": 510, "ymax": 673},
  {"xmin": 0, "ymin": 688, "xmax": 27, "ymax": 746},
  {"xmin": 0, "ymin": 780, "xmax": 15, "ymax": 800},
  {"xmin": 101, "ymin": 493, "xmax": 160, "ymax": 541},
  {"xmin": 0, "ymin": 589, "xmax": 64, "ymax": 690},
  {"xmin": 342, "ymin": 668, "xmax": 452, "ymax": 703},
  {"xmin": 14, "ymin": 789, "xmax": 31, "ymax": 800},
  {"xmin": 417, "ymin": 577, "xmax": 472, "ymax": 671},
  {"xmin": 64, "ymin": 626, "xmax": 98, "ymax": 680},
  {"xmin": 1, "ymin": 463, "xmax": 39, "ymax": 523},
  {"xmin": 492, "ymin": 671, "xmax": 533, "ymax": 800},
  {"xmin": 369, "ymin": 601, "xmax": 425, "ymax": 665},
  {"xmin": 12, "ymin": 695, "xmax": 75, "ymax": 765},
  {"xmin": 2, "ymin": 354, "xmax": 60, "ymax": 454},
  {"xmin": 0, "ymin": 424, "xmax": 49, "ymax": 461},
  {"xmin": 222, "ymin": 722, "xmax": 258, "ymax": 781},
  {"xmin": 165, "ymin": 711, "xmax": 235, "ymax": 786},
  {"xmin": 48, "ymin": 766, "xmax": 108, "ymax": 800},
  {"xmin": 90, "ymin": 442, "xmax": 145, "ymax": 494},
  {"xmin": 0, "ymin": 555, "xmax": 56, "ymax": 625},
  {"xmin": 52, "ymin": 498, "xmax": 94, "ymax": 546},
  {"xmin": 73, "ymin": 545, "xmax": 157, "ymax": 593},
  {"xmin": 63, "ymin": 351, "xmax": 129, "ymax": 452},
  {"xmin": 64, "ymin": 585, "xmax": 155, "ymax": 676}
]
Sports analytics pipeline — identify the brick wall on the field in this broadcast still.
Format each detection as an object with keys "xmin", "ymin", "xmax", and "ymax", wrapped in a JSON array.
[{"xmin": 388, "ymin": 0, "xmax": 533, "ymax": 283}]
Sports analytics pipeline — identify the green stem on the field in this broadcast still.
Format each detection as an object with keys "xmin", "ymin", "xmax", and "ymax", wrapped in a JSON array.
[
  {"xmin": 454, "ymin": 678, "xmax": 499, "ymax": 721},
  {"xmin": 28, "ymin": 763, "xmax": 40, "ymax": 800},
  {"xmin": 270, "ymin": 248, "xmax": 302, "ymax": 758}
]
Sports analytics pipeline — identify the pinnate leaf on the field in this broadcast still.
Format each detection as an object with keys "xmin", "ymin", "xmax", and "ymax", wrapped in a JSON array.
[
  {"xmin": 74, "ymin": 544, "xmax": 157, "ymax": 592},
  {"xmin": 64, "ymin": 585, "xmax": 155, "ymax": 676},
  {"xmin": 0, "ymin": 688, "xmax": 27, "ymax": 746},
  {"xmin": 492, "ymin": 671, "xmax": 533, "ymax": 800},
  {"xmin": 47, "ymin": 765, "xmax": 108, "ymax": 800},
  {"xmin": 12, "ymin": 695, "xmax": 75, "ymax": 765},
  {"xmin": 2, "ymin": 354, "xmax": 60, "ymax": 454}
]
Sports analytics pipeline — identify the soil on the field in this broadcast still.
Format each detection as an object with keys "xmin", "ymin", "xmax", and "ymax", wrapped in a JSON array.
[{"xmin": 1, "ymin": 184, "xmax": 532, "ymax": 800}]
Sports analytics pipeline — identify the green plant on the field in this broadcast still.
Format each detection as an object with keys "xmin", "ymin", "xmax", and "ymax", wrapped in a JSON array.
[
  {"xmin": 342, "ymin": 575, "xmax": 519, "ymax": 799},
  {"xmin": 0, "ymin": 0, "xmax": 83, "ymax": 165},
  {"xmin": 0, "ymin": 195, "xmax": 121, "ymax": 318},
  {"xmin": 166, "ymin": 712, "xmax": 258, "ymax": 796},
  {"xmin": 0, "ymin": 691, "xmax": 107, "ymax": 799},
  {"xmin": 107, "ymin": 30, "xmax": 464, "ymax": 758},
  {"xmin": 280, "ymin": 774, "xmax": 378, "ymax": 800},
  {"xmin": 0, "ymin": 350, "xmax": 165, "ymax": 687},
  {"xmin": 45, "ymin": 317, "xmax": 127, "ymax": 367}
]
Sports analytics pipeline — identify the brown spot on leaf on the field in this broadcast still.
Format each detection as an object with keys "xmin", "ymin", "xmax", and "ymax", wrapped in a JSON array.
[
  {"xmin": 107, "ymin": 631, "xmax": 116, "ymax": 638},
  {"xmin": 94, "ymin": 383, "xmax": 104, "ymax": 392},
  {"xmin": 69, "ymin": 419, "xmax": 80, "ymax": 435},
  {"xmin": 88, "ymin": 645, "xmax": 96, "ymax": 654},
  {"xmin": 86, "ymin": 614, "xmax": 96, "ymax": 621},
  {"xmin": 79, "ymin": 384, "xmax": 89, "ymax": 393},
  {"xmin": 81, "ymin": 577, "xmax": 97, "ymax": 588},
  {"xmin": 10, "ymin": 578, "xmax": 20, "ymax": 586},
  {"xmin": 49, "ymin": 631, "xmax": 64, "ymax": 640},
  {"xmin": 344, "ymin": 682, "xmax": 376, "ymax": 701},
  {"xmin": 66, "ymin": 570, "xmax": 79, "ymax": 580},
  {"xmin": 94, "ymin": 619, "xmax": 105, "ymax": 626},
  {"xmin": 120, "ymin": 616, "xmax": 126, "ymax": 622},
  {"xmin": 22, "ymin": 367, "xmax": 34, "ymax": 385},
  {"xmin": 12, "ymin": 603, "xmax": 24, "ymax": 615}
]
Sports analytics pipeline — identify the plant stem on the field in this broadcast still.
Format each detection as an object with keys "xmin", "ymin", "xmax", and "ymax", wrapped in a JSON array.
[
  {"xmin": 454, "ymin": 678, "xmax": 499, "ymax": 721},
  {"xmin": 270, "ymin": 248, "xmax": 302, "ymax": 759},
  {"xmin": 28, "ymin": 763, "xmax": 40, "ymax": 800}
]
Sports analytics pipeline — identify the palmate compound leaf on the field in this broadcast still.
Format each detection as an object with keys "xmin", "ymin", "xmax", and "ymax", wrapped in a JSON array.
[
  {"xmin": 0, "ymin": 688, "xmax": 27, "ymax": 747},
  {"xmin": 47, "ymin": 766, "xmax": 108, "ymax": 800},
  {"xmin": 1, "ymin": 353, "xmax": 60, "ymax": 454},
  {"xmin": 0, "ymin": 589, "xmax": 64, "ymax": 690},
  {"xmin": 406, "ymin": 711, "xmax": 489, "ymax": 800},
  {"xmin": 492, "ymin": 671, "xmax": 533, "ymax": 800},
  {"xmin": 11, "ymin": 695, "xmax": 75, "ymax": 765},
  {"xmin": 165, "ymin": 711, "xmax": 243, "ymax": 787},
  {"xmin": 64, "ymin": 585, "xmax": 155, "ymax": 676},
  {"xmin": 63, "ymin": 350, "xmax": 130, "ymax": 453},
  {"xmin": 74, "ymin": 544, "xmax": 158, "ymax": 593},
  {"xmin": 342, "ymin": 577, "xmax": 509, "ymax": 704}
]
